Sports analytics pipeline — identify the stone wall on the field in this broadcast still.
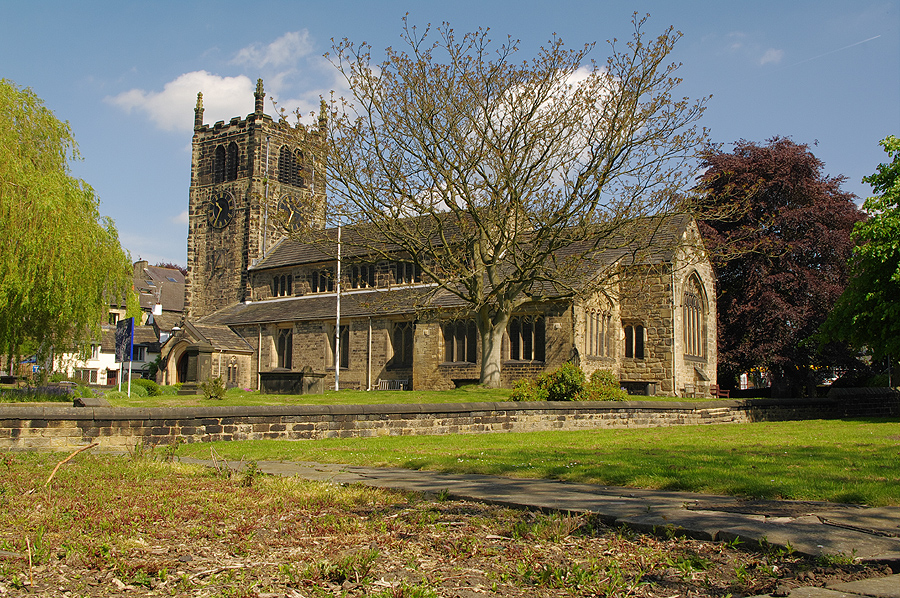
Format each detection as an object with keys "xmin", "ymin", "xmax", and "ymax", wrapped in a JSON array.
[{"xmin": 2, "ymin": 390, "xmax": 896, "ymax": 451}]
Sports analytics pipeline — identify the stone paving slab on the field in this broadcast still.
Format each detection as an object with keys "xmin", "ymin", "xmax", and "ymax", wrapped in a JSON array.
[
  {"xmin": 716, "ymin": 520, "xmax": 900, "ymax": 561},
  {"xmin": 819, "ymin": 508, "xmax": 900, "ymax": 538},
  {"xmin": 749, "ymin": 588, "xmax": 863, "ymax": 598},
  {"xmin": 828, "ymin": 574, "xmax": 900, "ymax": 598}
]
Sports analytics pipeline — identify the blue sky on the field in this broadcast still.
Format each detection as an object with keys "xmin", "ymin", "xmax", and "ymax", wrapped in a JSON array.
[{"xmin": 3, "ymin": 0, "xmax": 898, "ymax": 266}]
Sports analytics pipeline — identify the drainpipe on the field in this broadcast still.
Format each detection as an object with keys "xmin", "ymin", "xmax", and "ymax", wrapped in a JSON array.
[
  {"xmin": 671, "ymin": 267, "xmax": 677, "ymax": 397},
  {"xmin": 367, "ymin": 317, "xmax": 372, "ymax": 391},
  {"xmin": 257, "ymin": 324, "xmax": 262, "ymax": 390}
]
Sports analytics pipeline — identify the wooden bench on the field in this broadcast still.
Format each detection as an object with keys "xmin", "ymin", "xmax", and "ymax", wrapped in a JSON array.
[
  {"xmin": 710, "ymin": 384, "xmax": 730, "ymax": 398},
  {"xmin": 682, "ymin": 383, "xmax": 695, "ymax": 398},
  {"xmin": 376, "ymin": 379, "xmax": 408, "ymax": 391}
]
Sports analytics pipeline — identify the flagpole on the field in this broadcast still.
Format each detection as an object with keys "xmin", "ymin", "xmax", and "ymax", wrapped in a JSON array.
[{"xmin": 334, "ymin": 225, "xmax": 342, "ymax": 391}]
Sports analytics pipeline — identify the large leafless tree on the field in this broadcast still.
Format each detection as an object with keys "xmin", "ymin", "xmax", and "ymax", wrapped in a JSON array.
[{"xmin": 318, "ymin": 15, "xmax": 709, "ymax": 387}]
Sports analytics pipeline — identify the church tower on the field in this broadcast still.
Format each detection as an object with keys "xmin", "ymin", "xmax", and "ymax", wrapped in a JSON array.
[{"xmin": 185, "ymin": 80, "xmax": 326, "ymax": 318}]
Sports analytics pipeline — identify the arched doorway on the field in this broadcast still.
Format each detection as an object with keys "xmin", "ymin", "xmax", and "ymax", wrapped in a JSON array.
[{"xmin": 177, "ymin": 352, "xmax": 189, "ymax": 383}]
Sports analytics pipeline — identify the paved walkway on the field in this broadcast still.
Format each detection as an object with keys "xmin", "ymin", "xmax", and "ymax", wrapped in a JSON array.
[{"xmin": 180, "ymin": 458, "xmax": 900, "ymax": 598}]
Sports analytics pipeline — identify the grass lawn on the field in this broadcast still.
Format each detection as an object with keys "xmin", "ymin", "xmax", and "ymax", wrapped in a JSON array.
[
  {"xmin": 103, "ymin": 385, "xmax": 514, "ymax": 407},
  {"xmin": 100, "ymin": 386, "xmax": 725, "ymax": 408},
  {"xmin": 176, "ymin": 417, "xmax": 900, "ymax": 507}
]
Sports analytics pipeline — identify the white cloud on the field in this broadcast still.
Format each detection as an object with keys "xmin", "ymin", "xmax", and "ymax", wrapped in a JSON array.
[
  {"xmin": 760, "ymin": 48, "xmax": 784, "ymax": 65},
  {"xmin": 232, "ymin": 31, "xmax": 314, "ymax": 68},
  {"xmin": 106, "ymin": 71, "xmax": 255, "ymax": 132},
  {"xmin": 173, "ymin": 210, "xmax": 189, "ymax": 225}
]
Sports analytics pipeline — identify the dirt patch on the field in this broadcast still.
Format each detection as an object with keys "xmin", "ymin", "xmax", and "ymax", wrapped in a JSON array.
[{"xmin": 0, "ymin": 453, "xmax": 892, "ymax": 597}]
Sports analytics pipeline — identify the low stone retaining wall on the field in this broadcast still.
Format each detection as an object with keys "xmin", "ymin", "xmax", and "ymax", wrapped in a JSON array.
[{"xmin": 2, "ymin": 389, "xmax": 897, "ymax": 452}]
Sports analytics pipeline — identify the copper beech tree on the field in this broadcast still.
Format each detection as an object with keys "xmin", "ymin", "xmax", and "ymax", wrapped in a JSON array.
[
  {"xmin": 316, "ymin": 16, "xmax": 708, "ymax": 387},
  {"xmin": 696, "ymin": 138, "xmax": 864, "ymax": 396}
]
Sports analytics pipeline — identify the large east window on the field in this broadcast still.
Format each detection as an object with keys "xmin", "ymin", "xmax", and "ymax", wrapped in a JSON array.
[{"xmin": 683, "ymin": 274, "xmax": 706, "ymax": 358}]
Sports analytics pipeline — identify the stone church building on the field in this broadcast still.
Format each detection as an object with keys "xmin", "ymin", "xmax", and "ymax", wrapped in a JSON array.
[{"xmin": 159, "ymin": 82, "xmax": 717, "ymax": 397}]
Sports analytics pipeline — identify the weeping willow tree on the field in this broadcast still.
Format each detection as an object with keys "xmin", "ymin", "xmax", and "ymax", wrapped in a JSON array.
[
  {"xmin": 0, "ymin": 79, "xmax": 131, "ymax": 378},
  {"xmin": 319, "ymin": 15, "xmax": 709, "ymax": 387}
]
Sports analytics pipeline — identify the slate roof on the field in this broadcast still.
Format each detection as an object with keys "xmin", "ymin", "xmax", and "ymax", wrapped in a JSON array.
[
  {"xmin": 251, "ymin": 214, "xmax": 692, "ymax": 273},
  {"xmin": 98, "ymin": 325, "xmax": 161, "ymax": 352},
  {"xmin": 208, "ymin": 214, "xmax": 694, "ymax": 327},
  {"xmin": 187, "ymin": 322, "xmax": 254, "ymax": 353},
  {"xmin": 149, "ymin": 312, "xmax": 181, "ymax": 333},
  {"xmin": 201, "ymin": 285, "xmax": 451, "ymax": 327},
  {"xmin": 133, "ymin": 264, "xmax": 186, "ymax": 313}
]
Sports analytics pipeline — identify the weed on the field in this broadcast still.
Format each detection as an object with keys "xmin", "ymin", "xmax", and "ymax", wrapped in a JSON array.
[
  {"xmin": 734, "ymin": 563, "xmax": 751, "ymax": 585},
  {"xmin": 240, "ymin": 461, "xmax": 259, "ymax": 487},
  {"xmin": 370, "ymin": 581, "xmax": 438, "ymax": 598},
  {"xmin": 306, "ymin": 549, "xmax": 379, "ymax": 584},
  {"xmin": 669, "ymin": 554, "xmax": 712, "ymax": 579},
  {"xmin": 724, "ymin": 535, "xmax": 744, "ymax": 549},
  {"xmin": 817, "ymin": 550, "xmax": 857, "ymax": 566},
  {"xmin": 436, "ymin": 488, "xmax": 451, "ymax": 501},
  {"xmin": 200, "ymin": 376, "xmax": 226, "ymax": 400}
]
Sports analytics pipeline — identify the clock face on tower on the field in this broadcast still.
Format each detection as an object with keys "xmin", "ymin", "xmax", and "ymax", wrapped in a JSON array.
[
  {"xmin": 276, "ymin": 194, "xmax": 308, "ymax": 232},
  {"xmin": 208, "ymin": 192, "xmax": 235, "ymax": 229}
]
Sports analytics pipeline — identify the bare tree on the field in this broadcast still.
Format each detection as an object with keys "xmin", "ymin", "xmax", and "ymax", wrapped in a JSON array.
[{"xmin": 318, "ymin": 15, "xmax": 709, "ymax": 387}]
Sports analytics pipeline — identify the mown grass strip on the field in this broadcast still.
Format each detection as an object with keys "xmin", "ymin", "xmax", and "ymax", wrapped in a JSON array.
[{"xmin": 176, "ymin": 417, "xmax": 900, "ymax": 506}]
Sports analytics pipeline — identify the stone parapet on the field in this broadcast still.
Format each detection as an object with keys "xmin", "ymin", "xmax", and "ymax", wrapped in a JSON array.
[{"xmin": 1, "ymin": 391, "xmax": 897, "ymax": 451}]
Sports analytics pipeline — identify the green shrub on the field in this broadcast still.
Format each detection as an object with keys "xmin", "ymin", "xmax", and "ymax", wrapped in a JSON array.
[
  {"xmin": 509, "ymin": 377, "xmax": 549, "ymax": 402},
  {"xmin": 158, "ymin": 384, "xmax": 179, "ymax": 396},
  {"xmin": 126, "ymin": 382, "xmax": 149, "ymax": 397},
  {"xmin": 509, "ymin": 365, "xmax": 628, "ymax": 402},
  {"xmin": 200, "ymin": 377, "xmax": 226, "ymax": 400},
  {"xmin": 545, "ymin": 362, "xmax": 586, "ymax": 401},
  {"xmin": 584, "ymin": 369, "xmax": 628, "ymax": 401},
  {"xmin": 131, "ymin": 378, "xmax": 160, "ymax": 396},
  {"xmin": 103, "ymin": 390, "xmax": 128, "ymax": 401},
  {"xmin": 72, "ymin": 385, "xmax": 94, "ymax": 399}
]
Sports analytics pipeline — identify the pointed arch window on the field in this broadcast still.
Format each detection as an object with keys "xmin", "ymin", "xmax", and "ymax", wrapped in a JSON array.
[
  {"xmin": 226, "ymin": 142, "xmax": 239, "ymax": 181},
  {"xmin": 278, "ymin": 145, "xmax": 305, "ymax": 187},
  {"xmin": 213, "ymin": 145, "xmax": 226, "ymax": 184},
  {"xmin": 389, "ymin": 321, "xmax": 414, "ymax": 368},
  {"xmin": 683, "ymin": 274, "xmax": 706, "ymax": 359},
  {"xmin": 276, "ymin": 327, "xmax": 293, "ymax": 369},
  {"xmin": 587, "ymin": 309, "xmax": 613, "ymax": 357}
]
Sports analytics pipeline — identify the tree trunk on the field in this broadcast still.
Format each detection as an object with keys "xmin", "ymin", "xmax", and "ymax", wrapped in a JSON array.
[{"xmin": 478, "ymin": 311, "xmax": 510, "ymax": 388}]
